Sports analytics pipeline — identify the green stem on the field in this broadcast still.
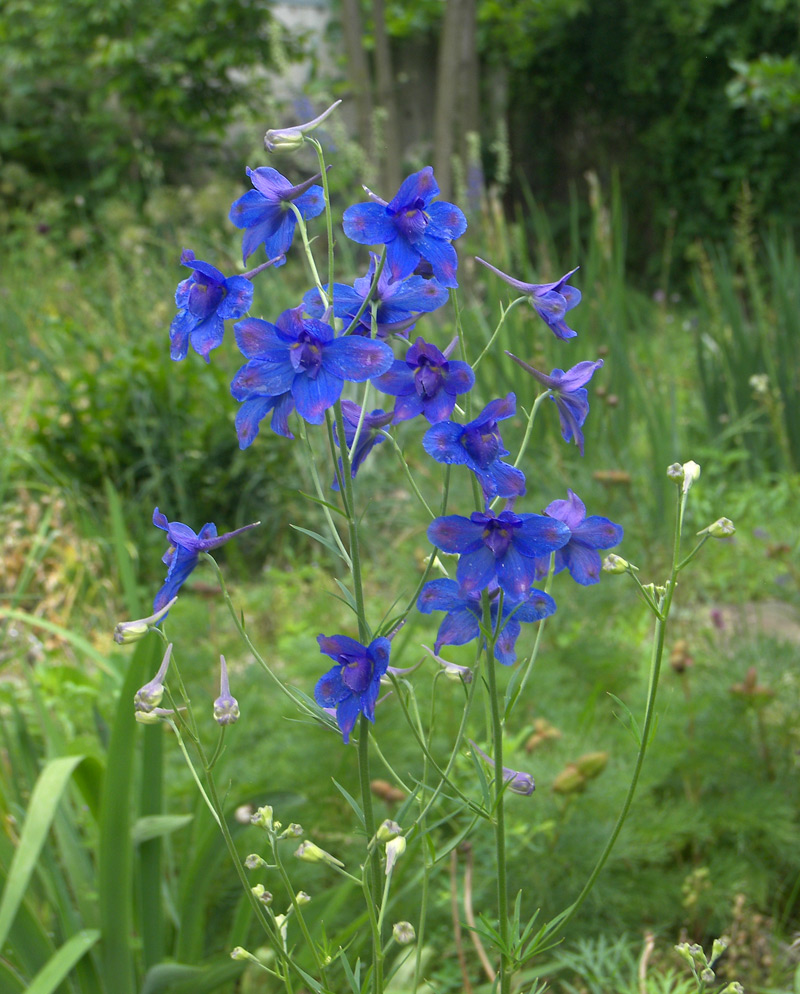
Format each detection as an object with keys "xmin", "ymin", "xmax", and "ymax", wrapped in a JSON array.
[
  {"xmin": 471, "ymin": 296, "xmax": 527, "ymax": 371},
  {"xmin": 308, "ymin": 137, "xmax": 335, "ymax": 297},
  {"xmin": 546, "ymin": 485, "xmax": 685, "ymax": 940},
  {"xmin": 343, "ymin": 248, "xmax": 387, "ymax": 336},
  {"xmin": 288, "ymin": 201, "xmax": 327, "ymax": 306},
  {"xmin": 483, "ymin": 596, "xmax": 510, "ymax": 994},
  {"xmin": 358, "ymin": 713, "xmax": 383, "ymax": 993},
  {"xmin": 299, "ymin": 419, "xmax": 352, "ymax": 567}
]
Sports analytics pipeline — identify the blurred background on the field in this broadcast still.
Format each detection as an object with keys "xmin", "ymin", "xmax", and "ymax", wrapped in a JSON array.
[{"xmin": 2, "ymin": 1, "xmax": 800, "ymax": 992}]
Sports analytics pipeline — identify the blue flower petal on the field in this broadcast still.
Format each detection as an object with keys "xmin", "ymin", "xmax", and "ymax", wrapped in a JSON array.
[
  {"xmin": 322, "ymin": 336, "xmax": 394, "ymax": 382},
  {"xmin": 559, "ymin": 543, "xmax": 604, "ymax": 585},
  {"xmin": 336, "ymin": 694, "xmax": 363, "ymax": 743},
  {"xmin": 231, "ymin": 359, "xmax": 295, "ymax": 401},
  {"xmin": 188, "ymin": 314, "xmax": 225, "ymax": 362},
  {"xmin": 318, "ymin": 633, "xmax": 367, "ymax": 660},
  {"xmin": 496, "ymin": 544, "xmax": 537, "ymax": 601},
  {"xmin": 428, "ymin": 515, "xmax": 483, "ymax": 553},
  {"xmin": 169, "ymin": 310, "xmax": 193, "ymax": 361},
  {"xmin": 514, "ymin": 516, "xmax": 571, "ymax": 558},
  {"xmin": 342, "ymin": 203, "xmax": 396, "ymax": 245},
  {"xmin": 574, "ymin": 516, "xmax": 624, "ymax": 550},
  {"xmin": 422, "ymin": 421, "xmax": 468, "ymax": 465},
  {"xmin": 457, "ymin": 544, "xmax": 498, "ymax": 595},
  {"xmin": 386, "ymin": 236, "xmax": 423, "ymax": 283},
  {"xmin": 315, "ymin": 664, "xmax": 348, "ymax": 706},
  {"xmin": 415, "ymin": 236, "xmax": 460, "ymax": 288},
  {"xmin": 435, "ymin": 606, "xmax": 481, "ymax": 651},
  {"xmin": 235, "ymin": 396, "xmax": 278, "ymax": 449},
  {"xmin": 418, "ymin": 578, "xmax": 467, "ymax": 613},
  {"xmin": 426, "ymin": 200, "xmax": 468, "ymax": 240},
  {"xmin": 292, "ymin": 367, "xmax": 342, "ymax": 424},
  {"xmin": 218, "ymin": 276, "xmax": 254, "ymax": 319},
  {"xmin": 494, "ymin": 615, "xmax": 521, "ymax": 666},
  {"xmin": 387, "ymin": 166, "xmax": 439, "ymax": 211},
  {"xmin": 234, "ymin": 318, "xmax": 283, "ymax": 358}
]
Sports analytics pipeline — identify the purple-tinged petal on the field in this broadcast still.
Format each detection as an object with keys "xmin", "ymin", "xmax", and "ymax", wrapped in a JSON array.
[
  {"xmin": 477, "ymin": 394, "xmax": 516, "ymax": 423},
  {"xmin": 342, "ymin": 654, "xmax": 372, "ymax": 694},
  {"xmin": 494, "ymin": 616, "xmax": 522, "ymax": 666},
  {"xmin": 292, "ymin": 367, "xmax": 342, "ymax": 424},
  {"xmin": 558, "ymin": 543, "xmax": 604, "ymax": 585},
  {"xmin": 322, "ymin": 336, "xmax": 394, "ymax": 381},
  {"xmin": 315, "ymin": 664, "xmax": 348, "ymax": 706},
  {"xmin": 457, "ymin": 544, "xmax": 498, "ymax": 596},
  {"xmin": 427, "ymin": 201, "xmax": 468, "ymax": 240},
  {"xmin": 231, "ymin": 359, "xmax": 295, "ymax": 401},
  {"xmin": 435, "ymin": 606, "xmax": 481, "ymax": 651},
  {"xmin": 428, "ymin": 515, "xmax": 484, "ymax": 554},
  {"xmin": 175, "ymin": 277, "xmax": 192, "ymax": 309},
  {"xmin": 235, "ymin": 396, "xmax": 285, "ymax": 449},
  {"xmin": 392, "ymin": 393, "xmax": 425, "ymax": 423},
  {"xmin": 496, "ymin": 544, "xmax": 537, "ymax": 601},
  {"xmin": 421, "ymin": 387, "xmax": 457, "ymax": 423},
  {"xmin": 188, "ymin": 314, "xmax": 225, "ymax": 362},
  {"xmin": 387, "ymin": 167, "xmax": 440, "ymax": 211},
  {"xmin": 183, "ymin": 258, "xmax": 226, "ymax": 282},
  {"xmin": 512, "ymin": 589, "xmax": 557, "ymax": 623},
  {"xmin": 416, "ymin": 236, "xmax": 460, "ymax": 288},
  {"xmin": 418, "ymin": 578, "xmax": 469, "ymax": 614},
  {"xmin": 477, "ymin": 461, "xmax": 526, "ymax": 500},
  {"xmin": 573, "ymin": 516, "xmax": 624, "ymax": 550},
  {"xmin": 247, "ymin": 166, "xmax": 293, "ymax": 199},
  {"xmin": 294, "ymin": 187, "xmax": 326, "ymax": 220},
  {"xmin": 318, "ymin": 633, "xmax": 367, "ymax": 660},
  {"xmin": 513, "ymin": 516, "xmax": 571, "ymax": 558},
  {"xmin": 335, "ymin": 694, "xmax": 362, "ymax": 743},
  {"xmin": 545, "ymin": 490, "xmax": 586, "ymax": 531},
  {"xmin": 218, "ymin": 276, "xmax": 254, "ymax": 320},
  {"xmin": 269, "ymin": 391, "xmax": 295, "ymax": 439},
  {"xmin": 229, "ymin": 190, "xmax": 278, "ymax": 229},
  {"xmin": 169, "ymin": 311, "xmax": 193, "ymax": 361},
  {"xmin": 386, "ymin": 237, "xmax": 423, "ymax": 283},
  {"xmin": 384, "ymin": 276, "xmax": 449, "ymax": 313},
  {"xmin": 553, "ymin": 360, "xmax": 604, "ymax": 392},
  {"xmin": 375, "ymin": 361, "xmax": 416, "ymax": 397},
  {"xmin": 443, "ymin": 360, "xmax": 475, "ymax": 396},
  {"xmin": 234, "ymin": 318, "xmax": 283, "ymax": 358},
  {"xmin": 342, "ymin": 203, "xmax": 396, "ymax": 245},
  {"xmin": 422, "ymin": 421, "xmax": 468, "ymax": 465}
]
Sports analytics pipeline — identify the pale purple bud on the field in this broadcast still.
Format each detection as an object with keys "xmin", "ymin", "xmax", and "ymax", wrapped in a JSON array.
[
  {"xmin": 385, "ymin": 836, "xmax": 406, "ymax": 875},
  {"xmin": 264, "ymin": 99, "xmax": 342, "ymax": 152},
  {"xmin": 134, "ymin": 644, "xmax": 173, "ymax": 712},
  {"xmin": 470, "ymin": 740, "xmax": 535, "ymax": 795},
  {"xmin": 213, "ymin": 655, "xmax": 240, "ymax": 725}
]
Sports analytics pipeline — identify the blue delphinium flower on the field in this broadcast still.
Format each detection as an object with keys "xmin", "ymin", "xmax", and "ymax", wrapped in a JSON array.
[
  {"xmin": 303, "ymin": 252, "xmax": 449, "ymax": 338},
  {"xmin": 234, "ymin": 390, "xmax": 296, "ymax": 448},
  {"xmin": 475, "ymin": 258, "xmax": 582, "ymax": 340},
  {"xmin": 231, "ymin": 307, "xmax": 394, "ymax": 432},
  {"xmin": 153, "ymin": 509, "xmax": 260, "ymax": 612},
  {"xmin": 170, "ymin": 249, "xmax": 254, "ymax": 362},
  {"xmin": 534, "ymin": 490, "xmax": 624, "ymax": 585},
  {"xmin": 428, "ymin": 507, "xmax": 570, "ymax": 601},
  {"xmin": 229, "ymin": 167, "xmax": 326, "ymax": 264},
  {"xmin": 423, "ymin": 394, "xmax": 526, "ymax": 499},
  {"xmin": 418, "ymin": 578, "xmax": 556, "ymax": 665},
  {"xmin": 314, "ymin": 634, "xmax": 391, "ymax": 743},
  {"xmin": 376, "ymin": 337, "xmax": 475, "ymax": 424},
  {"xmin": 332, "ymin": 400, "xmax": 394, "ymax": 490},
  {"xmin": 343, "ymin": 167, "xmax": 467, "ymax": 288},
  {"xmin": 506, "ymin": 354, "xmax": 603, "ymax": 456}
]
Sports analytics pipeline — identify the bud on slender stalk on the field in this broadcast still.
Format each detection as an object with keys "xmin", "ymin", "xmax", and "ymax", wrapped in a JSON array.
[
  {"xmin": 294, "ymin": 840, "xmax": 344, "ymax": 868},
  {"xmin": 264, "ymin": 99, "xmax": 342, "ymax": 152},
  {"xmin": 213, "ymin": 654, "xmax": 240, "ymax": 725},
  {"xmin": 134, "ymin": 643, "xmax": 173, "ymax": 713},
  {"xmin": 701, "ymin": 517, "xmax": 735, "ymax": 538},
  {"xmin": 385, "ymin": 836, "xmax": 407, "ymax": 875},
  {"xmin": 114, "ymin": 597, "xmax": 177, "ymax": 644}
]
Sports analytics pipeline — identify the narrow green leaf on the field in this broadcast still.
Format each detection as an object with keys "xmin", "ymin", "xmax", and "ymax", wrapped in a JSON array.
[
  {"xmin": 289, "ymin": 524, "xmax": 349, "ymax": 563},
  {"xmin": 607, "ymin": 693, "xmax": 642, "ymax": 746},
  {"xmin": 332, "ymin": 579, "xmax": 358, "ymax": 614},
  {"xmin": 0, "ymin": 754, "xmax": 85, "ymax": 950},
  {"xmin": 331, "ymin": 779, "xmax": 366, "ymax": 830},
  {"xmin": 141, "ymin": 959, "xmax": 245, "ymax": 994},
  {"xmin": 25, "ymin": 929, "xmax": 100, "ymax": 994},
  {"xmin": 98, "ymin": 638, "xmax": 160, "ymax": 994},
  {"xmin": 131, "ymin": 814, "xmax": 193, "ymax": 845},
  {"xmin": 298, "ymin": 491, "xmax": 346, "ymax": 518},
  {"xmin": 103, "ymin": 478, "xmax": 140, "ymax": 617}
]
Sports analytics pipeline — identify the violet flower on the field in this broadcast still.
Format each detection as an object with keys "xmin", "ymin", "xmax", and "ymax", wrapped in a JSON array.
[
  {"xmin": 376, "ymin": 337, "xmax": 475, "ymax": 424},
  {"xmin": 314, "ymin": 634, "xmax": 391, "ymax": 743},
  {"xmin": 506, "ymin": 354, "xmax": 604, "ymax": 455},
  {"xmin": 332, "ymin": 400, "xmax": 394, "ymax": 490},
  {"xmin": 535, "ymin": 490, "xmax": 624, "ymax": 585},
  {"xmin": 476, "ymin": 258, "xmax": 581, "ymax": 340}
]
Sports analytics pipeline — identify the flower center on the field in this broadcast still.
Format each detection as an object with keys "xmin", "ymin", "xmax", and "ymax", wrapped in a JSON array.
[
  {"xmin": 461, "ymin": 422, "xmax": 500, "ymax": 468},
  {"xmin": 188, "ymin": 280, "xmax": 225, "ymax": 318},
  {"xmin": 290, "ymin": 332, "xmax": 322, "ymax": 376},
  {"xmin": 415, "ymin": 361, "xmax": 442, "ymax": 399}
]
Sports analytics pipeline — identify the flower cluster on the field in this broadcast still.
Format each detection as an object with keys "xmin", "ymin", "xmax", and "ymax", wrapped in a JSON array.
[{"xmin": 137, "ymin": 101, "xmax": 623, "ymax": 745}]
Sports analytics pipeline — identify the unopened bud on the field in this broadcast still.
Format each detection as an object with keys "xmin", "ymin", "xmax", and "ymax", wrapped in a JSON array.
[
  {"xmin": 251, "ymin": 884, "xmax": 273, "ymax": 906},
  {"xmin": 295, "ymin": 890, "xmax": 312, "ymax": 906},
  {"xmin": 294, "ymin": 841, "xmax": 344, "ymax": 868},
  {"xmin": 392, "ymin": 921, "xmax": 416, "ymax": 944},
  {"xmin": 681, "ymin": 461, "xmax": 701, "ymax": 494},
  {"xmin": 711, "ymin": 936, "xmax": 728, "ymax": 963},
  {"xmin": 213, "ymin": 655, "xmax": 240, "ymax": 725},
  {"xmin": 114, "ymin": 598, "xmax": 176, "ymax": 644},
  {"xmin": 385, "ymin": 836, "xmax": 407, "ymax": 875},
  {"xmin": 376, "ymin": 819, "xmax": 402, "ymax": 843},
  {"xmin": 674, "ymin": 942, "xmax": 695, "ymax": 966},
  {"xmin": 245, "ymin": 853, "xmax": 268, "ymax": 870},
  {"xmin": 602, "ymin": 554, "xmax": 631, "ymax": 574},
  {"xmin": 251, "ymin": 805, "xmax": 275, "ymax": 831},
  {"xmin": 720, "ymin": 984, "xmax": 744, "ymax": 994},
  {"xmin": 264, "ymin": 99, "xmax": 342, "ymax": 152},
  {"xmin": 279, "ymin": 823, "xmax": 304, "ymax": 839},
  {"xmin": 700, "ymin": 968, "xmax": 715, "ymax": 983},
  {"xmin": 702, "ymin": 517, "xmax": 735, "ymax": 539},
  {"xmin": 231, "ymin": 946, "xmax": 259, "ymax": 963},
  {"xmin": 667, "ymin": 463, "xmax": 684, "ymax": 483},
  {"xmin": 134, "ymin": 643, "xmax": 173, "ymax": 712}
]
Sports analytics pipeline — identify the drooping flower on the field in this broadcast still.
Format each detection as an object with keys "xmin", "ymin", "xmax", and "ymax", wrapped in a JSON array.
[
  {"xmin": 418, "ymin": 578, "xmax": 556, "ymax": 665},
  {"xmin": 422, "ymin": 394, "xmax": 526, "ymax": 499},
  {"xmin": 314, "ymin": 634, "xmax": 391, "ymax": 743},
  {"xmin": 343, "ymin": 167, "xmax": 467, "ymax": 288},
  {"xmin": 134, "ymin": 643, "xmax": 173, "ymax": 713},
  {"xmin": 302, "ymin": 252, "xmax": 448, "ymax": 338},
  {"xmin": 332, "ymin": 400, "xmax": 394, "ymax": 490},
  {"xmin": 114, "ymin": 597, "xmax": 176, "ymax": 644},
  {"xmin": 170, "ymin": 249, "xmax": 254, "ymax": 362},
  {"xmin": 506, "ymin": 354, "xmax": 603, "ymax": 456},
  {"xmin": 230, "ymin": 307, "xmax": 394, "ymax": 434},
  {"xmin": 376, "ymin": 337, "xmax": 475, "ymax": 424},
  {"xmin": 427, "ymin": 507, "xmax": 569, "ymax": 602},
  {"xmin": 469, "ymin": 740, "xmax": 536, "ymax": 795},
  {"xmin": 476, "ymin": 258, "xmax": 581, "ymax": 340},
  {"xmin": 229, "ymin": 167, "xmax": 326, "ymax": 264},
  {"xmin": 534, "ymin": 490, "xmax": 624, "ymax": 585},
  {"xmin": 152, "ymin": 509, "xmax": 260, "ymax": 612}
]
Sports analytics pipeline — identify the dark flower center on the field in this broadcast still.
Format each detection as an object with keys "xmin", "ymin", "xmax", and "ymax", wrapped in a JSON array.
[
  {"xmin": 415, "ymin": 361, "xmax": 443, "ymax": 399},
  {"xmin": 188, "ymin": 280, "xmax": 225, "ymax": 318},
  {"xmin": 290, "ymin": 331, "xmax": 322, "ymax": 376},
  {"xmin": 461, "ymin": 421, "xmax": 500, "ymax": 468},
  {"xmin": 482, "ymin": 521, "xmax": 514, "ymax": 558},
  {"xmin": 340, "ymin": 653, "xmax": 372, "ymax": 694},
  {"xmin": 396, "ymin": 206, "xmax": 428, "ymax": 242}
]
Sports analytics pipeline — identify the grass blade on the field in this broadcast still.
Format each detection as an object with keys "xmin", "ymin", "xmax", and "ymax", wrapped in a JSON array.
[{"xmin": 25, "ymin": 929, "xmax": 101, "ymax": 994}]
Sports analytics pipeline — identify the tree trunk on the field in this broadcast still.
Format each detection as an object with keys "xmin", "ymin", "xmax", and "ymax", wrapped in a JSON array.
[
  {"xmin": 340, "ymin": 0, "xmax": 375, "ymax": 170},
  {"xmin": 372, "ymin": 0, "xmax": 402, "ymax": 192}
]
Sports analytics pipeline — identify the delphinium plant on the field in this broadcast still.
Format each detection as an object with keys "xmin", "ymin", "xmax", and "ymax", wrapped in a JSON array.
[{"xmin": 116, "ymin": 100, "xmax": 736, "ymax": 994}]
